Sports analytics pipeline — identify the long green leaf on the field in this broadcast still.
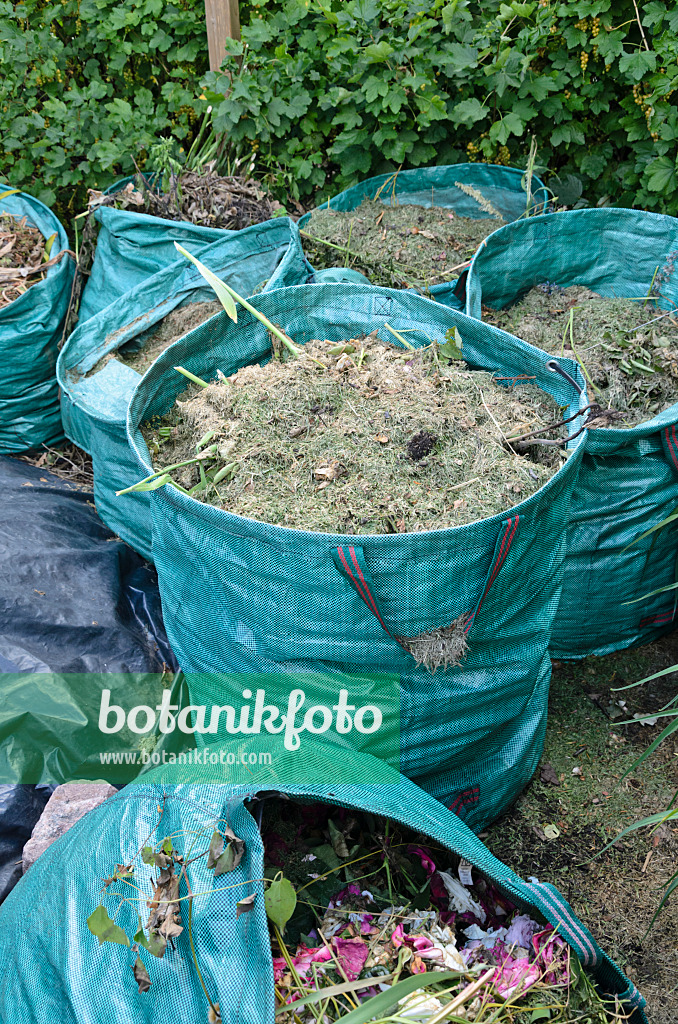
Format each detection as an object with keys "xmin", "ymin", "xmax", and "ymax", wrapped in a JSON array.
[
  {"xmin": 623, "ymin": 580, "xmax": 678, "ymax": 603},
  {"xmin": 591, "ymin": 807, "xmax": 678, "ymax": 859},
  {"xmin": 119, "ymin": 473, "xmax": 173, "ymax": 494},
  {"xmin": 275, "ymin": 974, "xmax": 397, "ymax": 1016},
  {"xmin": 115, "ymin": 449, "xmax": 218, "ymax": 496},
  {"xmin": 211, "ymin": 278, "xmax": 311, "ymax": 360},
  {"xmin": 619, "ymin": 715, "xmax": 678, "ymax": 778},
  {"xmin": 646, "ymin": 869, "xmax": 678, "ymax": 931},
  {"xmin": 617, "ymin": 708, "xmax": 678, "ymax": 724},
  {"xmin": 334, "ymin": 971, "xmax": 464, "ymax": 1024},
  {"xmin": 0, "ymin": 188, "xmax": 20, "ymax": 201},
  {"xmin": 174, "ymin": 243, "xmax": 238, "ymax": 321},
  {"xmin": 43, "ymin": 232, "xmax": 57, "ymax": 260},
  {"xmin": 174, "ymin": 365, "xmax": 210, "ymax": 388},
  {"xmin": 621, "ymin": 510, "xmax": 678, "ymax": 551},
  {"xmin": 612, "ymin": 663, "xmax": 678, "ymax": 690}
]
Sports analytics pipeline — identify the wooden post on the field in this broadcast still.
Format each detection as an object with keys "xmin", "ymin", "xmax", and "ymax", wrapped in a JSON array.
[{"xmin": 204, "ymin": 0, "xmax": 240, "ymax": 73}]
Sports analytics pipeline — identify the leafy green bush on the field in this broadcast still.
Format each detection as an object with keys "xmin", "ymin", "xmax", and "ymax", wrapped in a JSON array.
[
  {"xmin": 0, "ymin": 0, "xmax": 210, "ymax": 219},
  {"xmin": 204, "ymin": 0, "xmax": 678, "ymax": 212}
]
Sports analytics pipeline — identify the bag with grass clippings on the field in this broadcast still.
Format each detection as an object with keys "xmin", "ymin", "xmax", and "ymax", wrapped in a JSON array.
[
  {"xmin": 463, "ymin": 208, "xmax": 678, "ymax": 659},
  {"xmin": 300, "ymin": 163, "xmax": 548, "ymax": 303},
  {"xmin": 0, "ymin": 744, "xmax": 646, "ymax": 1023},
  {"xmin": 0, "ymin": 187, "xmax": 74, "ymax": 453},
  {"xmin": 58, "ymin": 218, "xmax": 310, "ymax": 559},
  {"xmin": 124, "ymin": 282, "xmax": 588, "ymax": 823}
]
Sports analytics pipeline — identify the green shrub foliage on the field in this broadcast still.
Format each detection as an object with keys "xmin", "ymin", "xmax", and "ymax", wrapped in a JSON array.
[
  {"xmin": 204, "ymin": 0, "xmax": 678, "ymax": 211},
  {"xmin": 0, "ymin": 0, "xmax": 209, "ymax": 215},
  {"xmin": 2, "ymin": 0, "xmax": 677, "ymax": 216}
]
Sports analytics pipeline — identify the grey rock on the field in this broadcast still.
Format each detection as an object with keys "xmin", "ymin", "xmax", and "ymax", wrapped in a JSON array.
[{"xmin": 22, "ymin": 783, "xmax": 117, "ymax": 872}]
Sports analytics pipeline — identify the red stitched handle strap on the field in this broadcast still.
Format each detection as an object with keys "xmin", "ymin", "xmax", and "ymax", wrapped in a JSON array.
[
  {"xmin": 463, "ymin": 515, "xmax": 520, "ymax": 634},
  {"xmin": 332, "ymin": 517, "xmax": 520, "ymax": 658},
  {"xmin": 662, "ymin": 425, "xmax": 678, "ymax": 474},
  {"xmin": 331, "ymin": 545, "xmax": 410, "ymax": 654}
]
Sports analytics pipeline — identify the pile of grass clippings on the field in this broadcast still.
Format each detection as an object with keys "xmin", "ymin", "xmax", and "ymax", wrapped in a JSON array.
[
  {"xmin": 304, "ymin": 195, "xmax": 504, "ymax": 291},
  {"xmin": 88, "ymin": 170, "xmax": 282, "ymax": 230},
  {"xmin": 256, "ymin": 797, "xmax": 628, "ymax": 1024},
  {"xmin": 143, "ymin": 331, "xmax": 567, "ymax": 536},
  {"xmin": 118, "ymin": 301, "xmax": 222, "ymax": 375},
  {"xmin": 86, "ymin": 300, "xmax": 222, "ymax": 378},
  {"xmin": 486, "ymin": 284, "xmax": 678, "ymax": 427},
  {"xmin": 0, "ymin": 212, "xmax": 58, "ymax": 309}
]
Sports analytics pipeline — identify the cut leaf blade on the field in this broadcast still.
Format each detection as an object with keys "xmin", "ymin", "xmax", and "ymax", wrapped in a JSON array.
[{"xmin": 174, "ymin": 243, "xmax": 237, "ymax": 322}]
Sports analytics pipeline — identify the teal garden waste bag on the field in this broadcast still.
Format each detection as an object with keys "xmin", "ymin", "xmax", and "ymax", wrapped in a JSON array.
[
  {"xmin": 58, "ymin": 218, "xmax": 310, "ymax": 559},
  {"xmin": 0, "ymin": 743, "xmax": 646, "ymax": 1024},
  {"xmin": 300, "ymin": 163, "xmax": 548, "ymax": 306},
  {"xmin": 464, "ymin": 208, "xmax": 678, "ymax": 659},
  {"xmin": 78, "ymin": 204, "xmax": 234, "ymax": 323},
  {"xmin": 0, "ymin": 188, "xmax": 74, "ymax": 453},
  {"xmin": 125, "ymin": 283, "xmax": 588, "ymax": 824}
]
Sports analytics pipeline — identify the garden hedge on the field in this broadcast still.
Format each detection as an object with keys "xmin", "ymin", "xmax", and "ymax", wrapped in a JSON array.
[{"xmin": 2, "ymin": 1, "xmax": 678, "ymax": 221}]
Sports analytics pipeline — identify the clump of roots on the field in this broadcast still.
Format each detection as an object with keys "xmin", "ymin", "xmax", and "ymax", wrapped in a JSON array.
[{"xmin": 401, "ymin": 614, "xmax": 472, "ymax": 673}]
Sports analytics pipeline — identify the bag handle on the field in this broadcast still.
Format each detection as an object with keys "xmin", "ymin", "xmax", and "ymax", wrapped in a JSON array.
[
  {"xmin": 331, "ymin": 544, "xmax": 411, "ymax": 655},
  {"xmin": 332, "ymin": 516, "xmax": 521, "ymax": 661},
  {"xmin": 463, "ymin": 514, "xmax": 520, "ymax": 633},
  {"xmin": 661, "ymin": 424, "xmax": 678, "ymax": 475}
]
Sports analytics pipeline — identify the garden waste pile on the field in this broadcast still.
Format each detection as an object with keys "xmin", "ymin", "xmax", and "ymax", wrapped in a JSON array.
[
  {"xmin": 142, "ymin": 329, "xmax": 566, "ymax": 535},
  {"xmin": 0, "ymin": 210, "xmax": 57, "ymax": 308},
  {"xmin": 263, "ymin": 799, "xmax": 625, "ymax": 1023},
  {"xmin": 86, "ymin": 300, "xmax": 222, "ymax": 378},
  {"xmin": 304, "ymin": 197, "xmax": 504, "ymax": 291},
  {"xmin": 486, "ymin": 285, "xmax": 678, "ymax": 427},
  {"xmin": 90, "ymin": 170, "xmax": 283, "ymax": 230}
]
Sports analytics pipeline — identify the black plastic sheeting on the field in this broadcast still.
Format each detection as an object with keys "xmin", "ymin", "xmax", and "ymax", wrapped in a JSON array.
[
  {"xmin": 0, "ymin": 456, "xmax": 176, "ymax": 672},
  {"xmin": 0, "ymin": 455, "xmax": 177, "ymax": 900}
]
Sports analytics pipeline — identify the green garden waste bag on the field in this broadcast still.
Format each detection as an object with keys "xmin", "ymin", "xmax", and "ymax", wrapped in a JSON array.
[
  {"xmin": 300, "ymin": 163, "xmax": 548, "ymax": 308},
  {"xmin": 0, "ymin": 188, "xmax": 74, "ymax": 453},
  {"xmin": 78, "ymin": 203, "xmax": 235, "ymax": 323},
  {"xmin": 125, "ymin": 283, "xmax": 587, "ymax": 824},
  {"xmin": 0, "ymin": 743, "xmax": 646, "ymax": 1023},
  {"xmin": 58, "ymin": 218, "xmax": 310, "ymax": 559},
  {"xmin": 463, "ymin": 208, "xmax": 678, "ymax": 659}
]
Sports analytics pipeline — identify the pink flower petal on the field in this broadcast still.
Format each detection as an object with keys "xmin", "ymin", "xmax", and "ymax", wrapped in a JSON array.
[
  {"xmin": 332, "ymin": 937, "xmax": 370, "ymax": 981},
  {"xmin": 407, "ymin": 845, "xmax": 437, "ymax": 878}
]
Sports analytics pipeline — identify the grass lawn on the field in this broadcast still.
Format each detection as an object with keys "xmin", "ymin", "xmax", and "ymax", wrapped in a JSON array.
[{"xmin": 485, "ymin": 634, "xmax": 678, "ymax": 1023}]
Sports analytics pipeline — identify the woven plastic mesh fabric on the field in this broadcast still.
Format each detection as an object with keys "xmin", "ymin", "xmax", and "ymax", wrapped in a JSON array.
[
  {"xmin": 78, "ymin": 203, "xmax": 235, "ymax": 323},
  {"xmin": 125, "ymin": 282, "xmax": 587, "ymax": 825},
  {"xmin": 464, "ymin": 208, "xmax": 678, "ymax": 659},
  {"xmin": 0, "ymin": 188, "xmax": 73, "ymax": 453},
  {"xmin": 0, "ymin": 743, "xmax": 646, "ymax": 1024},
  {"xmin": 57, "ymin": 218, "xmax": 311, "ymax": 559}
]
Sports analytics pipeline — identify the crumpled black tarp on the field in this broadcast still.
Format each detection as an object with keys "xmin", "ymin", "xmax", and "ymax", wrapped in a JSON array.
[
  {"xmin": 0, "ymin": 456, "xmax": 176, "ymax": 672},
  {"xmin": 0, "ymin": 785, "xmax": 52, "ymax": 903},
  {"xmin": 0, "ymin": 455, "xmax": 177, "ymax": 901}
]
